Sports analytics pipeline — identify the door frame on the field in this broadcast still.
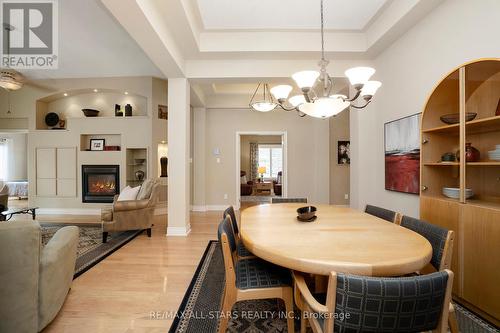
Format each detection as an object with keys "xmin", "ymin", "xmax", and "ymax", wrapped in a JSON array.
[{"xmin": 235, "ymin": 131, "xmax": 288, "ymax": 210}]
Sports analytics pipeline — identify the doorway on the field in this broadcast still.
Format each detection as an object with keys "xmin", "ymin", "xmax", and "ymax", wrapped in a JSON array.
[{"xmin": 235, "ymin": 131, "xmax": 287, "ymax": 210}]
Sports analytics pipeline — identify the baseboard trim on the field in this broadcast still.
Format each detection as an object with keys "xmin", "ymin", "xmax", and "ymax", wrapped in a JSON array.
[
  {"xmin": 191, "ymin": 205, "xmax": 207, "ymax": 212},
  {"xmin": 166, "ymin": 225, "xmax": 191, "ymax": 236},
  {"xmin": 190, "ymin": 205, "xmax": 228, "ymax": 212},
  {"xmin": 37, "ymin": 208, "xmax": 101, "ymax": 215}
]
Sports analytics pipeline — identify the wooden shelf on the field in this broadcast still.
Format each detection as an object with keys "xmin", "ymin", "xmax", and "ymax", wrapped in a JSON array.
[
  {"xmin": 421, "ymin": 193, "xmax": 460, "ymax": 203},
  {"xmin": 467, "ymin": 161, "xmax": 500, "ymax": 166},
  {"xmin": 465, "ymin": 115, "xmax": 500, "ymax": 134},
  {"xmin": 424, "ymin": 162, "xmax": 459, "ymax": 166},
  {"xmin": 466, "ymin": 198, "xmax": 500, "ymax": 210},
  {"xmin": 422, "ymin": 123, "xmax": 459, "ymax": 134}
]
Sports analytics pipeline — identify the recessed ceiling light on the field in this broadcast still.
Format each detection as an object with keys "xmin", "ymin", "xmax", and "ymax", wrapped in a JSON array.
[
  {"xmin": 93, "ymin": 89, "xmax": 98, "ymax": 93},
  {"xmin": 124, "ymin": 91, "xmax": 129, "ymax": 95},
  {"xmin": 63, "ymin": 93, "xmax": 68, "ymax": 97}
]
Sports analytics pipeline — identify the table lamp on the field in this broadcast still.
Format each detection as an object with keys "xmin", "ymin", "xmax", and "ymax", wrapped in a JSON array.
[{"xmin": 258, "ymin": 166, "xmax": 267, "ymax": 182}]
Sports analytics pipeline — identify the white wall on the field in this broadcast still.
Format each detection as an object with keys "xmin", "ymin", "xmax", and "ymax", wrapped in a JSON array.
[
  {"xmin": 200, "ymin": 108, "xmax": 330, "ymax": 207},
  {"xmin": 351, "ymin": 0, "xmax": 500, "ymax": 217}
]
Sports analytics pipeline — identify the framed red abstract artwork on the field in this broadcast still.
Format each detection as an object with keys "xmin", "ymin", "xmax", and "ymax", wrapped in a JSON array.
[{"xmin": 384, "ymin": 113, "xmax": 421, "ymax": 194}]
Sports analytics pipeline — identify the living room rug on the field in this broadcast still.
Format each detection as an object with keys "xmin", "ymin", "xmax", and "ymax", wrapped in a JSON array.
[
  {"xmin": 41, "ymin": 223, "xmax": 143, "ymax": 279},
  {"xmin": 170, "ymin": 241, "xmax": 499, "ymax": 333}
]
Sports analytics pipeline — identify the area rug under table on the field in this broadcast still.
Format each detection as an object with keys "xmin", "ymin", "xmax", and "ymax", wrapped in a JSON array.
[
  {"xmin": 41, "ymin": 223, "xmax": 143, "ymax": 279},
  {"xmin": 170, "ymin": 241, "xmax": 499, "ymax": 333}
]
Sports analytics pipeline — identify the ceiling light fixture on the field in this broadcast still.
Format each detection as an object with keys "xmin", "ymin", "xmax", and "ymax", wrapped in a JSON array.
[
  {"xmin": 93, "ymin": 89, "xmax": 98, "ymax": 93},
  {"xmin": 63, "ymin": 93, "xmax": 68, "ymax": 97},
  {"xmin": 124, "ymin": 91, "xmax": 129, "ymax": 95},
  {"xmin": 249, "ymin": 0, "xmax": 381, "ymax": 118}
]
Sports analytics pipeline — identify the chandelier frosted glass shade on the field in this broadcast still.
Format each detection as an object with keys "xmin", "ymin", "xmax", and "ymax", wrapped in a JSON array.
[
  {"xmin": 292, "ymin": 71, "xmax": 320, "ymax": 89},
  {"xmin": 298, "ymin": 96, "xmax": 350, "ymax": 118},
  {"xmin": 344, "ymin": 67, "xmax": 375, "ymax": 88},
  {"xmin": 0, "ymin": 76, "xmax": 22, "ymax": 90},
  {"xmin": 288, "ymin": 95, "xmax": 306, "ymax": 107},
  {"xmin": 361, "ymin": 80, "xmax": 382, "ymax": 97},
  {"xmin": 270, "ymin": 85, "xmax": 293, "ymax": 100},
  {"xmin": 251, "ymin": 101, "xmax": 277, "ymax": 112}
]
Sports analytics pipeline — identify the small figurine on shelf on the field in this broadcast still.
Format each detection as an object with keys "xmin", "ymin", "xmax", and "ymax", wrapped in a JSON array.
[
  {"xmin": 115, "ymin": 104, "xmax": 123, "ymax": 117},
  {"xmin": 135, "ymin": 170, "xmax": 145, "ymax": 181},
  {"xmin": 125, "ymin": 104, "xmax": 132, "ymax": 117}
]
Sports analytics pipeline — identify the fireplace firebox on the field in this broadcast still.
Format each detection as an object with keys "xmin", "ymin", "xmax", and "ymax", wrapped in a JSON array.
[{"xmin": 82, "ymin": 165, "xmax": 120, "ymax": 203}]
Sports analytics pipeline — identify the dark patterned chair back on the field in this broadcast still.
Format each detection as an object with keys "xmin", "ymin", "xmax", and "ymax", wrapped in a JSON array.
[
  {"xmin": 217, "ymin": 216, "xmax": 237, "ymax": 255},
  {"xmin": 333, "ymin": 271, "xmax": 450, "ymax": 332},
  {"xmin": 271, "ymin": 197, "xmax": 307, "ymax": 203},
  {"xmin": 365, "ymin": 204, "xmax": 397, "ymax": 223},
  {"xmin": 400, "ymin": 216, "xmax": 448, "ymax": 270},
  {"xmin": 223, "ymin": 206, "xmax": 239, "ymax": 235}
]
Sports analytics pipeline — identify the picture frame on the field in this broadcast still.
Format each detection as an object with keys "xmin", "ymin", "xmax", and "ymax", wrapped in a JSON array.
[
  {"xmin": 384, "ymin": 113, "xmax": 421, "ymax": 194},
  {"xmin": 337, "ymin": 140, "xmax": 350, "ymax": 165},
  {"xmin": 90, "ymin": 139, "xmax": 105, "ymax": 151},
  {"xmin": 158, "ymin": 104, "xmax": 168, "ymax": 120}
]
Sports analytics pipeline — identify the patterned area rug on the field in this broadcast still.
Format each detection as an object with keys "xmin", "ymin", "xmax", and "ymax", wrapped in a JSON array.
[
  {"xmin": 41, "ymin": 223, "xmax": 143, "ymax": 278},
  {"xmin": 170, "ymin": 241, "xmax": 499, "ymax": 333}
]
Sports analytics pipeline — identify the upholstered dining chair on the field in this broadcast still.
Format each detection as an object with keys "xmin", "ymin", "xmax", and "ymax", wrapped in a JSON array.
[
  {"xmin": 293, "ymin": 269, "xmax": 454, "ymax": 333},
  {"xmin": 400, "ymin": 215, "xmax": 458, "ymax": 333},
  {"xmin": 222, "ymin": 206, "xmax": 255, "ymax": 259},
  {"xmin": 272, "ymin": 197, "xmax": 308, "ymax": 203},
  {"xmin": 365, "ymin": 204, "xmax": 401, "ymax": 224},
  {"xmin": 217, "ymin": 216, "xmax": 294, "ymax": 333},
  {"xmin": 0, "ymin": 185, "xmax": 8, "ymax": 214}
]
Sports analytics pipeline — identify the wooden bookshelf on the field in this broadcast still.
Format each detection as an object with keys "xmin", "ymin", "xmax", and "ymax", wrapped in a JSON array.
[{"xmin": 420, "ymin": 58, "xmax": 500, "ymax": 325}]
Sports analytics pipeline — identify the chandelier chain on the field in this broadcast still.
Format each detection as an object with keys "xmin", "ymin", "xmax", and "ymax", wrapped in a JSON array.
[{"xmin": 320, "ymin": 0, "xmax": 325, "ymax": 61}]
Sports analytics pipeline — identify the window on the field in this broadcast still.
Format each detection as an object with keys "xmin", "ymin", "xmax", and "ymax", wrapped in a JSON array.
[
  {"xmin": 258, "ymin": 144, "xmax": 283, "ymax": 179},
  {"xmin": 0, "ymin": 139, "xmax": 7, "ymax": 181}
]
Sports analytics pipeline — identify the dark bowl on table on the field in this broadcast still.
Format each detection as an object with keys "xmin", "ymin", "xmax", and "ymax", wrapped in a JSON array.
[
  {"xmin": 82, "ymin": 109, "xmax": 100, "ymax": 117},
  {"xmin": 297, "ymin": 206, "xmax": 317, "ymax": 221}
]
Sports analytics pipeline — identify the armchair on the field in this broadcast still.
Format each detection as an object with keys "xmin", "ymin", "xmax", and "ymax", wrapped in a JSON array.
[
  {"xmin": 101, "ymin": 179, "xmax": 160, "ymax": 243},
  {"xmin": 240, "ymin": 171, "xmax": 254, "ymax": 196},
  {"xmin": 0, "ymin": 221, "xmax": 78, "ymax": 333},
  {"xmin": 0, "ymin": 185, "xmax": 8, "ymax": 212}
]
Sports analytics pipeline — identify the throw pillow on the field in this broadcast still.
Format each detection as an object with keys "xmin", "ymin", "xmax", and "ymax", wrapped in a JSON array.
[
  {"xmin": 117, "ymin": 185, "xmax": 140, "ymax": 201},
  {"xmin": 137, "ymin": 179, "xmax": 155, "ymax": 200}
]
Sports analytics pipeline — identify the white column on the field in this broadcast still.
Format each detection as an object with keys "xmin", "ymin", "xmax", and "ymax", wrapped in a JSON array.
[
  {"xmin": 192, "ymin": 107, "xmax": 206, "ymax": 210},
  {"xmin": 167, "ymin": 78, "xmax": 191, "ymax": 236}
]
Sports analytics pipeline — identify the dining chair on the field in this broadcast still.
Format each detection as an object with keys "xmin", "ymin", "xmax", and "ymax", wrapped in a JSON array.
[
  {"xmin": 364, "ymin": 204, "xmax": 401, "ymax": 224},
  {"xmin": 293, "ymin": 269, "xmax": 454, "ymax": 333},
  {"xmin": 272, "ymin": 197, "xmax": 308, "ymax": 203},
  {"xmin": 400, "ymin": 215, "xmax": 458, "ymax": 333},
  {"xmin": 223, "ymin": 206, "xmax": 255, "ymax": 259},
  {"xmin": 217, "ymin": 216, "xmax": 295, "ymax": 333}
]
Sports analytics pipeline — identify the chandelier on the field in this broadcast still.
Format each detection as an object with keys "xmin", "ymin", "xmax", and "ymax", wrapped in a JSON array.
[{"xmin": 249, "ymin": 0, "xmax": 381, "ymax": 118}]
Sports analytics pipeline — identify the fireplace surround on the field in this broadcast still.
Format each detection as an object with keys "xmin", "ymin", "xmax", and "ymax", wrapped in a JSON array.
[{"xmin": 82, "ymin": 165, "xmax": 120, "ymax": 203}]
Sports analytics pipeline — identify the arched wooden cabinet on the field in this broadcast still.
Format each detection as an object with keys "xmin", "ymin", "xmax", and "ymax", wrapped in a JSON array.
[{"xmin": 420, "ymin": 59, "xmax": 500, "ymax": 325}]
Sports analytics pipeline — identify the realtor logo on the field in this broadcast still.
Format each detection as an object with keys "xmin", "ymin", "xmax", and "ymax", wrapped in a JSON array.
[{"xmin": 1, "ymin": 0, "xmax": 58, "ymax": 69}]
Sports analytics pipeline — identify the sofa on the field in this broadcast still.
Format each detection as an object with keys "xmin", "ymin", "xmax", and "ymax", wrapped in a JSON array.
[
  {"xmin": 0, "ymin": 185, "xmax": 8, "ymax": 212},
  {"xmin": 0, "ymin": 221, "xmax": 79, "ymax": 333},
  {"xmin": 240, "ymin": 171, "xmax": 254, "ymax": 196},
  {"xmin": 101, "ymin": 178, "xmax": 160, "ymax": 243}
]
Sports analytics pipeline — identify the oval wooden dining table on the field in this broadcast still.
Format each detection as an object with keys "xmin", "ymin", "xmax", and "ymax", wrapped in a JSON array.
[{"xmin": 240, "ymin": 204, "xmax": 433, "ymax": 276}]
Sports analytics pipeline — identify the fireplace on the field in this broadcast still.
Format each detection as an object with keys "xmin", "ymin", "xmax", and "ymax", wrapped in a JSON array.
[{"xmin": 82, "ymin": 165, "xmax": 120, "ymax": 203}]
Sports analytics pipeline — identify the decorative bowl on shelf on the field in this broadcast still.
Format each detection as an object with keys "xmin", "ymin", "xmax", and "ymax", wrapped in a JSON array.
[
  {"xmin": 82, "ymin": 109, "xmax": 100, "ymax": 117},
  {"xmin": 439, "ymin": 112, "xmax": 477, "ymax": 124},
  {"xmin": 487, "ymin": 145, "xmax": 500, "ymax": 160},
  {"xmin": 134, "ymin": 158, "xmax": 146, "ymax": 164},
  {"xmin": 441, "ymin": 152, "xmax": 456, "ymax": 162},
  {"xmin": 296, "ymin": 206, "xmax": 317, "ymax": 222},
  {"xmin": 442, "ymin": 187, "xmax": 474, "ymax": 199}
]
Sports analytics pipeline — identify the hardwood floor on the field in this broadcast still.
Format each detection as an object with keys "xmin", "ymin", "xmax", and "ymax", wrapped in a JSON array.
[{"xmin": 8, "ymin": 198, "xmax": 238, "ymax": 333}]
